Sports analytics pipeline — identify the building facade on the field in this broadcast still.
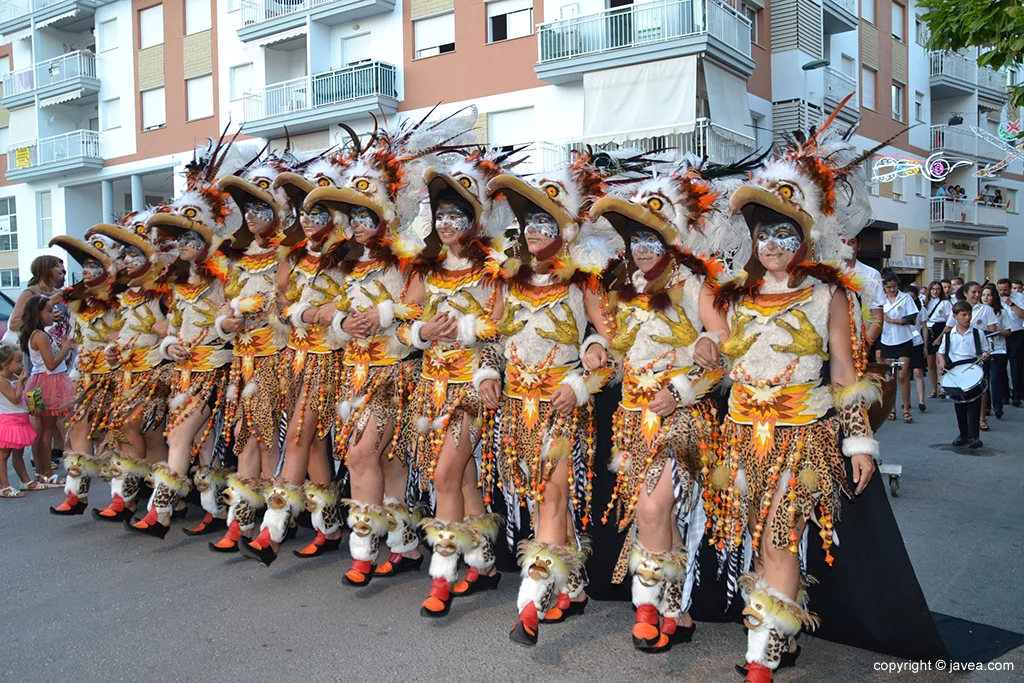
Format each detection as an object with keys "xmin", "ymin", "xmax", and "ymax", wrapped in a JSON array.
[{"xmin": 0, "ymin": 0, "xmax": 1021, "ymax": 291}]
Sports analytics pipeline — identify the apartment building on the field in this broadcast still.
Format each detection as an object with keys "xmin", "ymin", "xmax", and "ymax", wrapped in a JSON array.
[{"xmin": 0, "ymin": 0, "xmax": 1021, "ymax": 291}]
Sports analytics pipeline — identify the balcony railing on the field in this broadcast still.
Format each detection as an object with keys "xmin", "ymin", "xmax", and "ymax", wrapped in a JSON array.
[
  {"xmin": 240, "ymin": 0, "xmax": 335, "ymax": 26},
  {"xmin": 537, "ymin": 0, "xmax": 751, "ymax": 64},
  {"xmin": 978, "ymin": 66, "xmax": 1007, "ymax": 95},
  {"xmin": 929, "ymin": 197, "xmax": 1008, "ymax": 228},
  {"xmin": 823, "ymin": 66, "xmax": 857, "ymax": 107},
  {"xmin": 929, "ymin": 124, "xmax": 1006, "ymax": 160},
  {"xmin": 3, "ymin": 51, "xmax": 97, "ymax": 97},
  {"xmin": 929, "ymin": 51, "xmax": 977, "ymax": 85},
  {"xmin": 242, "ymin": 61, "xmax": 397, "ymax": 122},
  {"xmin": 0, "ymin": 0, "xmax": 93, "ymax": 21},
  {"xmin": 6, "ymin": 130, "xmax": 101, "ymax": 170},
  {"xmin": 826, "ymin": 0, "xmax": 857, "ymax": 14},
  {"xmin": 542, "ymin": 118, "xmax": 756, "ymax": 168}
]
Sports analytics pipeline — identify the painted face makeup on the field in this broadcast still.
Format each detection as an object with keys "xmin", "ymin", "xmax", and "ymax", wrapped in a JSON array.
[
  {"xmin": 301, "ymin": 204, "xmax": 332, "ymax": 228},
  {"xmin": 124, "ymin": 246, "xmax": 147, "ymax": 271},
  {"xmin": 629, "ymin": 229, "xmax": 666, "ymax": 258},
  {"xmin": 350, "ymin": 205, "xmax": 379, "ymax": 235},
  {"xmin": 755, "ymin": 221, "xmax": 802, "ymax": 256},
  {"xmin": 524, "ymin": 211, "xmax": 559, "ymax": 240},
  {"xmin": 245, "ymin": 201, "xmax": 276, "ymax": 234},
  {"xmin": 82, "ymin": 260, "xmax": 105, "ymax": 281},
  {"xmin": 177, "ymin": 230, "xmax": 205, "ymax": 252},
  {"xmin": 436, "ymin": 200, "xmax": 471, "ymax": 233}
]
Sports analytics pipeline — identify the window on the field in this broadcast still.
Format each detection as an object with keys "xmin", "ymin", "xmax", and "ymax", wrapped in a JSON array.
[
  {"xmin": 487, "ymin": 0, "xmax": 533, "ymax": 43},
  {"xmin": 891, "ymin": 3, "xmax": 904, "ymax": 41},
  {"xmin": 1006, "ymin": 188, "xmax": 1017, "ymax": 213},
  {"xmin": 185, "ymin": 0, "xmax": 211, "ymax": 35},
  {"xmin": 227, "ymin": 0, "xmax": 241, "ymax": 10},
  {"xmin": 914, "ymin": 91, "xmax": 924, "ymax": 122},
  {"xmin": 841, "ymin": 54, "xmax": 855, "ymax": 78},
  {"xmin": 98, "ymin": 19, "xmax": 117, "ymax": 52},
  {"xmin": 743, "ymin": 4, "xmax": 758, "ymax": 44},
  {"xmin": 488, "ymin": 107, "xmax": 535, "ymax": 151},
  {"xmin": 102, "ymin": 98, "xmax": 120, "ymax": 130},
  {"xmin": 0, "ymin": 269, "xmax": 19, "ymax": 288},
  {"xmin": 139, "ymin": 5, "xmax": 163, "ymax": 49},
  {"xmin": 861, "ymin": 67, "xmax": 876, "ymax": 110},
  {"xmin": 916, "ymin": 173, "xmax": 926, "ymax": 197},
  {"xmin": 862, "ymin": 0, "xmax": 874, "ymax": 24},
  {"xmin": 186, "ymin": 75, "xmax": 214, "ymax": 121},
  {"xmin": 229, "ymin": 63, "xmax": 253, "ymax": 100},
  {"xmin": 414, "ymin": 13, "xmax": 455, "ymax": 59},
  {"xmin": 0, "ymin": 197, "xmax": 17, "ymax": 252},
  {"xmin": 38, "ymin": 191, "xmax": 52, "ymax": 247},
  {"xmin": 343, "ymin": 34, "xmax": 372, "ymax": 66},
  {"xmin": 893, "ymin": 175, "xmax": 904, "ymax": 202},
  {"xmin": 892, "ymin": 83, "xmax": 903, "ymax": 121},
  {"xmin": 915, "ymin": 18, "xmax": 929, "ymax": 46},
  {"xmin": 141, "ymin": 87, "xmax": 166, "ymax": 130}
]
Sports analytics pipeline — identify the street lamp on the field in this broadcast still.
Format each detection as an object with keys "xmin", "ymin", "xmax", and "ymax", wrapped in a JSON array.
[{"xmin": 802, "ymin": 59, "xmax": 831, "ymax": 131}]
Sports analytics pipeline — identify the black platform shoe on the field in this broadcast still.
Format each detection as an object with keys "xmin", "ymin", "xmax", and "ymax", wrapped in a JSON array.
[
  {"xmin": 124, "ymin": 516, "xmax": 170, "ymax": 539},
  {"xmin": 92, "ymin": 507, "xmax": 134, "ymax": 522},
  {"xmin": 182, "ymin": 514, "xmax": 227, "ymax": 536}
]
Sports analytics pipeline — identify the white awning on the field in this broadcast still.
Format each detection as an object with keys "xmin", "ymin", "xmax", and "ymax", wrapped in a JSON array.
[
  {"xmin": 256, "ymin": 26, "xmax": 307, "ymax": 47},
  {"xmin": 40, "ymin": 89, "xmax": 83, "ymax": 108},
  {"xmin": 582, "ymin": 55, "xmax": 697, "ymax": 144},
  {"xmin": 37, "ymin": 10, "xmax": 78, "ymax": 29},
  {"xmin": 2, "ymin": 27, "xmax": 34, "ymax": 44},
  {"xmin": 703, "ymin": 60, "xmax": 754, "ymax": 144}
]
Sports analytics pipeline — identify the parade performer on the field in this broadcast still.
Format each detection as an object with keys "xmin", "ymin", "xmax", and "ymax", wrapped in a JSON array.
[
  {"xmin": 49, "ymin": 233, "xmax": 122, "ymax": 515},
  {"xmin": 588, "ymin": 158, "xmax": 754, "ymax": 652},
  {"xmin": 700, "ymin": 109, "xmax": 881, "ymax": 683},
  {"xmin": 305, "ymin": 117, "xmax": 469, "ymax": 587},
  {"xmin": 237, "ymin": 153, "xmax": 350, "ymax": 565},
  {"xmin": 127, "ymin": 137, "xmax": 239, "ymax": 538},
  {"xmin": 86, "ymin": 212, "xmax": 175, "ymax": 521},
  {"xmin": 484, "ymin": 153, "xmax": 620, "ymax": 645},
  {"xmin": 212, "ymin": 148, "xmax": 306, "ymax": 553},
  {"xmin": 402, "ymin": 150, "xmax": 518, "ymax": 612}
]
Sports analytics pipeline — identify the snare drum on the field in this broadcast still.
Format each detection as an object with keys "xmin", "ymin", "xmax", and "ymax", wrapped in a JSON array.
[{"xmin": 940, "ymin": 363, "xmax": 987, "ymax": 403}]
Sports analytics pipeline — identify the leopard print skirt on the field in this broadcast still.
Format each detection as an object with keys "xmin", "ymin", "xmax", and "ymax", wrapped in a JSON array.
[
  {"xmin": 282, "ymin": 348, "xmax": 344, "ymax": 441},
  {"xmin": 710, "ymin": 417, "xmax": 849, "ymax": 562},
  {"xmin": 409, "ymin": 375, "xmax": 485, "ymax": 493},
  {"xmin": 335, "ymin": 359, "xmax": 419, "ymax": 466},
  {"xmin": 68, "ymin": 371, "xmax": 117, "ymax": 438},
  {"xmin": 223, "ymin": 353, "xmax": 286, "ymax": 455},
  {"xmin": 107, "ymin": 363, "xmax": 174, "ymax": 431}
]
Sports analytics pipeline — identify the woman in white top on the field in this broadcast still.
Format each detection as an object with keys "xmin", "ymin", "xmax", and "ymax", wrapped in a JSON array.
[
  {"xmin": 943, "ymin": 282, "xmax": 999, "ymax": 429},
  {"xmin": 879, "ymin": 270, "xmax": 919, "ymax": 423},
  {"xmin": 982, "ymin": 284, "xmax": 1011, "ymax": 423},
  {"xmin": 923, "ymin": 280, "xmax": 953, "ymax": 398},
  {"xmin": 906, "ymin": 284, "xmax": 928, "ymax": 413}
]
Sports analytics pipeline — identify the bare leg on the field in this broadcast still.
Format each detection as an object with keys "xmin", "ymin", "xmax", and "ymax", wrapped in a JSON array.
[
  {"xmin": 11, "ymin": 449, "xmax": 31, "ymax": 486},
  {"xmin": 0, "ymin": 451, "xmax": 10, "ymax": 489},
  {"xmin": 347, "ymin": 414, "xmax": 394, "ymax": 505},
  {"xmin": 914, "ymin": 368, "xmax": 926, "ymax": 408},
  {"xmin": 121, "ymin": 416, "xmax": 148, "ymax": 461},
  {"xmin": 899, "ymin": 356, "xmax": 912, "ymax": 416},
  {"xmin": 461, "ymin": 457, "xmax": 486, "ymax": 518},
  {"xmin": 167, "ymin": 405, "xmax": 211, "ymax": 477},
  {"xmin": 432, "ymin": 416, "xmax": 474, "ymax": 523},
  {"xmin": 927, "ymin": 353, "xmax": 939, "ymax": 395},
  {"xmin": 32, "ymin": 414, "xmax": 54, "ymax": 478},
  {"xmin": 68, "ymin": 417, "xmax": 93, "ymax": 454},
  {"xmin": 281, "ymin": 384, "xmax": 318, "ymax": 485},
  {"xmin": 237, "ymin": 437, "xmax": 261, "ymax": 479}
]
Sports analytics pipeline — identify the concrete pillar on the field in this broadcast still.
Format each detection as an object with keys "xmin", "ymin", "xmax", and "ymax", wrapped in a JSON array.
[
  {"xmin": 131, "ymin": 174, "xmax": 145, "ymax": 212},
  {"xmin": 101, "ymin": 179, "xmax": 114, "ymax": 224}
]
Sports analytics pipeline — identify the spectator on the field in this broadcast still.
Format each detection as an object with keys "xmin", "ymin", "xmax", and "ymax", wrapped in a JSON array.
[
  {"xmin": 982, "ymin": 284, "xmax": 1011, "ymax": 422},
  {"xmin": 951, "ymin": 276, "xmax": 964, "ymax": 298},
  {"xmin": 840, "ymin": 234, "xmax": 883, "ymax": 351},
  {"xmin": 994, "ymin": 188, "xmax": 1003, "ymax": 206},
  {"xmin": 941, "ymin": 279, "xmax": 953, "ymax": 297},
  {"xmin": 996, "ymin": 278, "xmax": 1024, "ymax": 407},
  {"xmin": 880, "ymin": 269, "xmax": 919, "ymax": 423},
  {"xmin": 935, "ymin": 183, "xmax": 950, "ymax": 199},
  {"xmin": 924, "ymin": 280, "xmax": 953, "ymax": 398},
  {"xmin": 906, "ymin": 284, "xmax": 928, "ymax": 412}
]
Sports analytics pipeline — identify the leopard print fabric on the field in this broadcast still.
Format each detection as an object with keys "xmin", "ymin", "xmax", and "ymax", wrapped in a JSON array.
[
  {"xmin": 233, "ymin": 499, "xmax": 258, "ymax": 533},
  {"xmin": 108, "ymin": 364, "xmax": 173, "ymax": 431},
  {"xmin": 319, "ymin": 498, "xmax": 342, "ymax": 535},
  {"xmin": 838, "ymin": 401, "xmax": 870, "ymax": 439},
  {"xmin": 764, "ymin": 629, "xmax": 788, "ymax": 669},
  {"xmin": 122, "ymin": 472, "xmax": 143, "ymax": 502},
  {"xmin": 225, "ymin": 354, "xmax": 285, "ymax": 455},
  {"xmin": 151, "ymin": 482, "xmax": 180, "ymax": 513},
  {"xmin": 341, "ymin": 363, "xmax": 407, "ymax": 462},
  {"xmin": 661, "ymin": 580, "xmax": 684, "ymax": 618}
]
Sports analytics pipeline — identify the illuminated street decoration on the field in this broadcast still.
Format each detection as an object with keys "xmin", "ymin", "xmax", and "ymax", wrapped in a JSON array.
[
  {"xmin": 998, "ymin": 119, "xmax": 1021, "ymax": 140},
  {"xmin": 971, "ymin": 126, "xmax": 1024, "ymax": 178},
  {"xmin": 872, "ymin": 153, "xmax": 973, "ymax": 182}
]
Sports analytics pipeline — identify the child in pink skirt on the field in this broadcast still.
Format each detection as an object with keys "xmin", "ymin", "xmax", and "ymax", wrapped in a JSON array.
[
  {"xmin": 0, "ymin": 344, "xmax": 37, "ymax": 498},
  {"xmin": 19, "ymin": 295, "xmax": 75, "ymax": 487}
]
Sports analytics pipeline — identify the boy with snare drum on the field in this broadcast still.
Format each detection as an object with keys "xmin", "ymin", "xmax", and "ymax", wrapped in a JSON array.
[{"xmin": 938, "ymin": 301, "xmax": 991, "ymax": 448}]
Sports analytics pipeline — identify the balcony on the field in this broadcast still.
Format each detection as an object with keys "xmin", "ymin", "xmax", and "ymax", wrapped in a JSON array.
[
  {"xmin": 1, "ymin": 51, "xmax": 99, "ymax": 109},
  {"xmin": 237, "ymin": 0, "xmax": 395, "ymax": 44},
  {"xmin": 5, "ymin": 130, "xmax": 102, "ymax": 183},
  {"xmin": 977, "ymin": 65, "xmax": 1007, "ymax": 102},
  {"xmin": 822, "ymin": 0, "xmax": 857, "ymax": 35},
  {"xmin": 241, "ymin": 61, "xmax": 398, "ymax": 138},
  {"xmin": 535, "ymin": 0, "xmax": 753, "ymax": 85},
  {"xmin": 0, "ymin": 0, "xmax": 112, "ymax": 35},
  {"xmin": 929, "ymin": 197, "xmax": 1008, "ymax": 239},
  {"xmin": 929, "ymin": 51, "xmax": 979, "ymax": 99},
  {"xmin": 538, "ymin": 118, "xmax": 757, "ymax": 169},
  {"xmin": 929, "ymin": 124, "xmax": 1005, "ymax": 162},
  {"xmin": 823, "ymin": 67, "xmax": 857, "ymax": 122}
]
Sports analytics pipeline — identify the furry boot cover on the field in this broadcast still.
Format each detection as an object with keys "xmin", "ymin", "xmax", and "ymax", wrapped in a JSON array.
[
  {"xmin": 463, "ymin": 513, "xmax": 501, "ymax": 572},
  {"xmin": 421, "ymin": 519, "xmax": 473, "ymax": 584},
  {"xmin": 515, "ymin": 539, "xmax": 579, "ymax": 615},
  {"xmin": 305, "ymin": 481, "xmax": 341, "ymax": 536},
  {"xmin": 383, "ymin": 497, "xmax": 422, "ymax": 554},
  {"xmin": 344, "ymin": 499, "xmax": 389, "ymax": 562},
  {"xmin": 740, "ymin": 573, "xmax": 820, "ymax": 670}
]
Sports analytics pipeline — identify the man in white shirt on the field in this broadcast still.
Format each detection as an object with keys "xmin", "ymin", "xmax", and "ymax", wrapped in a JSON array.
[
  {"xmin": 950, "ymin": 277, "xmax": 965, "ymax": 299},
  {"xmin": 841, "ymin": 235, "xmax": 883, "ymax": 351},
  {"xmin": 996, "ymin": 278, "xmax": 1024, "ymax": 406},
  {"xmin": 938, "ymin": 301, "xmax": 991, "ymax": 448}
]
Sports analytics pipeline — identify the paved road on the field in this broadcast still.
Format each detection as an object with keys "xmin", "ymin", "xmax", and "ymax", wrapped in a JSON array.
[{"xmin": 2, "ymin": 395, "xmax": 1022, "ymax": 683}]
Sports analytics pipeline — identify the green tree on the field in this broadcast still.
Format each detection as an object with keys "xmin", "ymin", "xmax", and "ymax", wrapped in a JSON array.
[{"xmin": 919, "ymin": 0, "xmax": 1024, "ymax": 109}]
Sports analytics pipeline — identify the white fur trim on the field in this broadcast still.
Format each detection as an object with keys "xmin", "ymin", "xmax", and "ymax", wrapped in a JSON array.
[
  {"xmin": 841, "ymin": 436, "xmax": 879, "ymax": 459},
  {"xmin": 225, "ymin": 384, "xmax": 238, "ymax": 402},
  {"xmin": 200, "ymin": 487, "xmax": 224, "ymax": 515},
  {"xmin": 415, "ymin": 416, "xmax": 430, "ymax": 434},
  {"xmin": 735, "ymin": 468, "xmax": 748, "ymax": 495},
  {"xmin": 348, "ymin": 530, "xmax": 380, "ymax": 563},
  {"xmin": 746, "ymin": 628, "xmax": 776, "ymax": 669},
  {"xmin": 517, "ymin": 573, "xmax": 558, "ymax": 614},
  {"xmin": 214, "ymin": 315, "xmax": 236, "ymax": 341},
  {"xmin": 159, "ymin": 336, "xmax": 178, "ymax": 361},
  {"xmin": 229, "ymin": 298, "xmax": 242, "ymax": 317},
  {"xmin": 631, "ymin": 572, "xmax": 665, "ymax": 609},
  {"xmin": 582, "ymin": 333, "xmax": 610, "ymax": 352},
  {"xmin": 241, "ymin": 381, "xmax": 259, "ymax": 399},
  {"xmin": 457, "ymin": 314, "xmax": 478, "ymax": 347},
  {"xmin": 289, "ymin": 301, "xmax": 313, "ymax": 330},
  {"xmin": 428, "ymin": 550, "xmax": 461, "ymax": 583},
  {"xmin": 338, "ymin": 400, "xmax": 352, "ymax": 422},
  {"xmin": 311, "ymin": 507, "xmax": 340, "ymax": 536},
  {"xmin": 376, "ymin": 299, "xmax": 394, "ymax": 329},
  {"xmin": 330, "ymin": 309, "xmax": 352, "ymax": 343},
  {"xmin": 472, "ymin": 367, "xmax": 500, "ymax": 392},
  {"xmin": 669, "ymin": 373, "xmax": 698, "ymax": 407},
  {"xmin": 261, "ymin": 506, "xmax": 291, "ymax": 544},
  {"xmin": 169, "ymin": 392, "xmax": 188, "ymax": 412},
  {"xmin": 561, "ymin": 371, "xmax": 589, "ymax": 407},
  {"xmin": 409, "ymin": 321, "xmax": 430, "ymax": 351}
]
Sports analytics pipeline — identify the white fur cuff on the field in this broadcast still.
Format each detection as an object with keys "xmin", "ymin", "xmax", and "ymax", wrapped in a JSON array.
[
  {"xmin": 457, "ymin": 314, "xmax": 478, "ymax": 348},
  {"xmin": 841, "ymin": 436, "xmax": 879, "ymax": 459},
  {"xmin": 582, "ymin": 333, "xmax": 610, "ymax": 352},
  {"xmin": 330, "ymin": 310, "xmax": 352, "ymax": 343},
  {"xmin": 229, "ymin": 298, "xmax": 242, "ymax": 318},
  {"xmin": 159, "ymin": 336, "xmax": 178, "ymax": 361},
  {"xmin": 472, "ymin": 367, "xmax": 500, "ymax": 392},
  {"xmin": 669, "ymin": 373, "xmax": 698, "ymax": 407},
  {"xmin": 214, "ymin": 315, "xmax": 236, "ymax": 341},
  {"xmin": 289, "ymin": 301, "xmax": 313, "ymax": 330},
  {"xmin": 410, "ymin": 321, "xmax": 431, "ymax": 351},
  {"xmin": 561, "ymin": 372, "xmax": 589, "ymax": 407},
  {"xmin": 377, "ymin": 299, "xmax": 395, "ymax": 330}
]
